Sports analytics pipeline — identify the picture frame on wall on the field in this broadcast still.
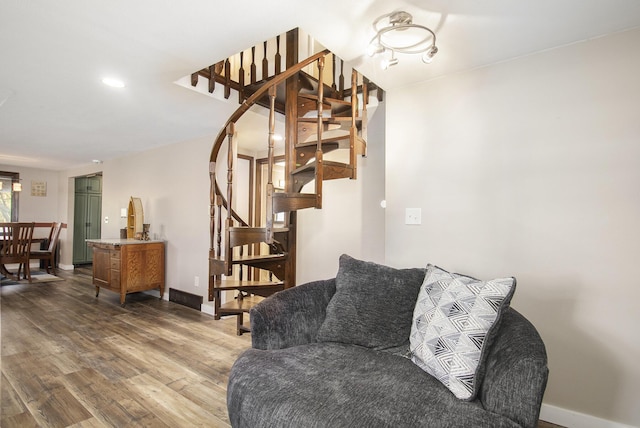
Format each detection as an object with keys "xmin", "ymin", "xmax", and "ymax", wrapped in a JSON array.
[{"xmin": 31, "ymin": 180, "xmax": 47, "ymax": 197}]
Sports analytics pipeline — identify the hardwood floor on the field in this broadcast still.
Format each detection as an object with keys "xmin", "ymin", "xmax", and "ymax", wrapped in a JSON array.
[
  {"xmin": 2, "ymin": 269, "xmax": 563, "ymax": 427},
  {"xmin": 1, "ymin": 269, "xmax": 250, "ymax": 427}
]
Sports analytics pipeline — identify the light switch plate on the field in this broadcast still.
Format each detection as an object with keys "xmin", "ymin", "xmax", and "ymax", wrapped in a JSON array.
[{"xmin": 405, "ymin": 208, "xmax": 421, "ymax": 225}]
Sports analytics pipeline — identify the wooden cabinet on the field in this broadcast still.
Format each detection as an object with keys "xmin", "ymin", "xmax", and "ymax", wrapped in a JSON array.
[{"xmin": 87, "ymin": 239, "xmax": 165, "ymax": 305}]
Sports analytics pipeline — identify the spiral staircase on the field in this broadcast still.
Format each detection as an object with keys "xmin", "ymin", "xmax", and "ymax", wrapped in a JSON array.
[{"xmin": 194, "ymin": 29, "xmax": 383, "ymax": 334}]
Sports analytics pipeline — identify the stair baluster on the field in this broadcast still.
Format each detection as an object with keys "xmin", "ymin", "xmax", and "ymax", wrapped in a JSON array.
[
  {"xmin": 208, "ymin": 65, "xmax": 215, "ymax": 93},
  {"xmin": 224, "ymin": 123, "xmax": 236, "ymax": 276},
  {"xmin": 331, "ymin": 54, "xmax": 337, "ymax": 91},
  {"xmin": 238, "ymin": 51, "xmax": 245, "ymax": 104},
  {"xmin": 315, "ymin": 56, "xmax": 325, "ymax": 209},
  {"xmin": 251, "ymin": 46, "xmax": 257, "ymax": 84},
  {"xmin": 224, "ymin": 59, "xmax": 231, "ymax": 99},
  {"xmin": 361, "ymin": 76, "xmax": 369, "ymax": 152},
  {"xmin": 339, "ymin": 59, "xmax": 345, "ymax": 99},
  {"xmin": 275, "ymin": 35, "xmax": 282, "ymax": 75},
  {"xmin": 262, "ymin": 41, "xmax": 269, "ymax": 81},
  {"xmin": 266, "ymin": 85, "xmax": 277, "ymax": 244},
  {"xmin": 350, "ymin": 70, "xmax": 358, "ymax": 179}
]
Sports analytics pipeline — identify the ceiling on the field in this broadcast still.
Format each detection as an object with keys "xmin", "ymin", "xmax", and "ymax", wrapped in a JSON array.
[{"xmin": 2, "ymin": 0, "xmax": 639, "ymax": 171}]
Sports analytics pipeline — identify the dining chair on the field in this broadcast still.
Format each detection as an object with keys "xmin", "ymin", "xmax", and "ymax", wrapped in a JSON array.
[
  {"xmin": 0, "ymin": 222, "xmax": 35, "ymax": 282},
  {"xmin": 30, "ymin": 222, "xmax": 64, "ymax": 275}
]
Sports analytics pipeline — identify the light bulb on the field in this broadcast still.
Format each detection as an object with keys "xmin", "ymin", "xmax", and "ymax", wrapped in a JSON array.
[
  {"xmin": 367, "ymin": 42, "xmax": 385, "ymax": 57},
  {"xmin": 422, "ymin": 46, "xmax": 438, "ymax": 64},
  {"xmin": 381, "ymin": 56, "xmax": 399, "ymax": 70}
]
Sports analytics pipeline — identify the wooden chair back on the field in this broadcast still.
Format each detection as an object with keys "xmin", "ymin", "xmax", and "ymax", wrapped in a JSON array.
[
  {"xmin": 0, "ymin": 222, "xmax": 35, "ymax": 260},
  {"xmin": 1, "ymin": 222, "xmax": 35, "ymax": 281},
  {"xmin": 47, "ymin": 222, "xmax": 63, "ymax": 252}
]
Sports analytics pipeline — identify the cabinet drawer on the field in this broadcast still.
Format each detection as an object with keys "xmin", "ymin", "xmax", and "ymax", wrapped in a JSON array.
[
  {"xmin": 110, "ymin": 271, "xmax": 121, "ymax": 288},
  {"xmin": 110, "ymin": 258, "xmax": 120, "ymax": 269}
]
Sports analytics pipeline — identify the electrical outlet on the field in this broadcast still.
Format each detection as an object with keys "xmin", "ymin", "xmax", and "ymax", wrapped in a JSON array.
[
  {"xmin": 405, "ymin": 208, "xmax": 421, "ymax": 225},
  {"xmin": 194, "ymin": 276, "xmax": 200, "ymax": 287}
]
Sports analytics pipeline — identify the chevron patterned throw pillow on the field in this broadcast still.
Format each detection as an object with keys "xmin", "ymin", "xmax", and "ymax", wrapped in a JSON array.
[{"xmin": 409, "ymin": 264, "xmax": 516, "ymax": 400}]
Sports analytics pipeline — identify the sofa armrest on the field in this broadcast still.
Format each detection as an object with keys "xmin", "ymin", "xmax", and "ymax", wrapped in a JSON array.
[
  {"xmin": 250, "ymin": 278, "xmax": 336, "ymax": 350},
  {"xmin": 480, "ymin": 308, "xmax": 549, "ymax": 428}
]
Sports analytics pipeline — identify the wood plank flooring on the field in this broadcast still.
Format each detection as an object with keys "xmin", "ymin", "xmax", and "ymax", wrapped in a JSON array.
[
  {"xmin": 1, "ymin": 269, "xmax": 250, "ymax": 427},
  {"xmin": 2, "ymin": 268, "xmax": 563, "ymax": 427}
]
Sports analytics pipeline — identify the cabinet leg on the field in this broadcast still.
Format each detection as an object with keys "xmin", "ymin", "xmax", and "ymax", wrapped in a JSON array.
[
  {"xmin": 120, "ymin": 293, "xmax": 126, "ymax": 306},
  {"xmin": 95, "ymin": 286, "xmax": 100, "ymax": 297}
]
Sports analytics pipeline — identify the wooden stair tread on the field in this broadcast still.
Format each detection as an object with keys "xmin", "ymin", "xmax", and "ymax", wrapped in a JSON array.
[
  {"xmin": 213, "ymin": 278, "xmax": 283, "ymax": 289},
  {"xmin": 272, "ymin": 193, "xmax": 318, "ymax": 212},
  {"xmin": 226, "ymin": 226, "xmax": 289, "ymax": 248},
  {"xmin": 232, "ymin": 254, "xmax": 287, "ymax": 263},
  {"xmin": 297, "ymin": 117, "xmax": 361, "ymax": 124},
  {"xmin": 291, "ymin": 160, "xmax": 351, "ymax": 176},
  {"xmin": 298, "ymin": 93, "xmax": 350, "ymax": 107},
  {"xmin": 228, "ymin": 226, "xmax": 289, "ymax": 233},
  {"xmin": 219, "ymin": 295, "xmax": 264, "ymax": 313},
  {"xmin": 296, "ymin": 135, "xmax": 348, "ymax": 148}
]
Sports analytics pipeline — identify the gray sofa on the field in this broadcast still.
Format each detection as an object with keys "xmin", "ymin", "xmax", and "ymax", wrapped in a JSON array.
[{"xmin": 227, "ymin": 255, "xmax": 548, "ymax": 428}]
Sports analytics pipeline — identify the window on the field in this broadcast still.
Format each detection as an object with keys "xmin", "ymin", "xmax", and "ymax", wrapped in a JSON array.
[{"xmin": 0, "ymin": 171, "xmax": 20, "ymax": 222}]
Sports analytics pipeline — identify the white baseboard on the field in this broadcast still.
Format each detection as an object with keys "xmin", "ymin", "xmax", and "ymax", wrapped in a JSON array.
[
  {"xmin": 200, "ymin": 301, "xmax": 215, "ymax": 316},
  {"xmin": 26, "ymin": 262, "xmax": 75, "ymax": 271},
  {"xmin": 540, "ymin": 403, "xmax": 636, "ymax": 428}
]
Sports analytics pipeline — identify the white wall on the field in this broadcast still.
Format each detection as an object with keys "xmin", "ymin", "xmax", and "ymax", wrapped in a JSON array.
[
  {"xmin": 0, "ymin": 164, "xmax": 67, "ymax": 250},
  {"xmin": 297, "ymin": 101, "xmax": 386, "ymax": 283},
  {"xmin": 0, "ymin": 165, "xmax": 60, "ymax": 223},
  {"xmin": 385, "ymin": 28, "xmax": 640, "ymax": 427},
  {"xmin": 101, "ymin": 136, "xmax": 212, "ymax": 298}
]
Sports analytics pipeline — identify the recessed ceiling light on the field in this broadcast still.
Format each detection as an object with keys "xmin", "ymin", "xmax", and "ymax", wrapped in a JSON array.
[
  {"xmin": 101, "ymin": 77, "xmax": 125, "ymax": 88},
  {"xmin": 92, "ymin": 159, "xmax": 103, "ymax": 164}
]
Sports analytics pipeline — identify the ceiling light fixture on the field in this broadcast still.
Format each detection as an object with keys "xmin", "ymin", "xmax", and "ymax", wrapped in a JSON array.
[
  {"xmin": 101, "ymin": 77, "xmax": 125, "ymax": 88},
  {"xmin": 367, "ymin": 11, "xmax": 439, "ymax": 69}
]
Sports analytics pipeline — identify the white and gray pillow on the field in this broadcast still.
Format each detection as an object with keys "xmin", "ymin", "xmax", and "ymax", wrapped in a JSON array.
[{"xmin": 409, "ymin": 264, "xmax": 516, "ymax": 400}]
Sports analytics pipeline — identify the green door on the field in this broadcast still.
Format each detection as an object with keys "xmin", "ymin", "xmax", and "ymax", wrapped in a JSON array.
[{"xmin": 73, "ymin": 175, "xmax": 102, "ymax": 265}]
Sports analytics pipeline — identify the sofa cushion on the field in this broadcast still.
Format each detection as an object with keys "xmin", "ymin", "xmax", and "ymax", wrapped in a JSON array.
[
  {"xmin": 316, "ymin": 254, "xmax": 426, "ymax": 350},
  {"xmin": 410, "ymin": 265, "xmax": 516, "ymax": 400},
  {"xmin": 228, "ymin": 343, "xmax": 521, "ymax": 428}
]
